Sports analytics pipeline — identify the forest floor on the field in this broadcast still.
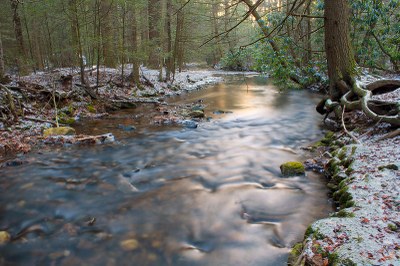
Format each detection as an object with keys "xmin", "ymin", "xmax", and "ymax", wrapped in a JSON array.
[
  {"xmin": 0, "ymin": 65, "xmax": 256, "ymax": 166},
  {"xmin": 298, "ymin": 81, "xmax": 400, "ymax": 265}
]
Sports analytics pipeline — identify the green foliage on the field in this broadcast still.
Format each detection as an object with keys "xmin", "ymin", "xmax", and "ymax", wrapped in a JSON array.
[{"xmin": 220, "ymin": 49, "xmax": 254, "ymax": 71}]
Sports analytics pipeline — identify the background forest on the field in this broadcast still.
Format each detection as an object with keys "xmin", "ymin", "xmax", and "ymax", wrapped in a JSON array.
[{"xmin": 0, "ymin": 0, "xmax": 399, "ymax": 87}]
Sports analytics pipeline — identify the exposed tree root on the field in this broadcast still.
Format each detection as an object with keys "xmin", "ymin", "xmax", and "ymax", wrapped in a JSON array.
[{"xmin": 321, "ymin": 79, "xmax": 400, "ymax": 127}]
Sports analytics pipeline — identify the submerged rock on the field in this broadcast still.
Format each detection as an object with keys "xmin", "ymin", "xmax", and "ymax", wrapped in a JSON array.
[
  {"xmin": 280, "ymin": 161, "xmax": 305, "ymax": 176},
  {"xmin": 181, "ymin": 120, "xmax": 198, "ymax": 129},
  {"xmin": 120, "ymin": 239, "xmax": 139, "ymax": 251},
  {"xmin": 118, "ymin": 124, "xmax": 136, "ymax": 131},
  {"xmin": 43, "ymin": 127, "xmax": 76, "ymax": 137},
  {"xmin": 0, "ymin": 231, "xmax": 10, "ymax": 244}
]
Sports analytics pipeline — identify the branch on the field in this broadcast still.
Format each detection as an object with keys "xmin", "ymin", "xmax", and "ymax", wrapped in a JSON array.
[{"xmin": 288, "ymin": 12, "xmax": 324, "ymax": 19}]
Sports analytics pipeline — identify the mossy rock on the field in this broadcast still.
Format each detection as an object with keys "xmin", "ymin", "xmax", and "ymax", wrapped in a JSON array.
[
  {"xmin": 0, "ymin": 231, "xmax": 10, "ymax": 244},
  {"xmin": 288, "ymin": 243, "xmax": 303, "ymax": 265},
  {"xmin": 378, "ymin": 164, "xmax": 399, "ymax": 171},
  {"xmin": 189, "ymin": 110, "xmax": 205, "ymax": 118},
  {"xmin": 59, "ymin": 117, "xmax": 76, "ymax": 125},
  {"xmin": 43, "ymin": 127, "xmax": 76, "ymax": 137},
  {"xmin": 280, "ymin": 161, "xmax": 305, "ymax": 177}
]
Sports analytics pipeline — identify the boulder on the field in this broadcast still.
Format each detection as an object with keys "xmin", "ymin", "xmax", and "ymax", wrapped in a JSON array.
[
  {"xmin": 43, "ymin": 127, "xmax": 76, "ymax": 137},
  {"xmin": 280, "ymin": 161, "xmax": 305, "ymax": 176}
]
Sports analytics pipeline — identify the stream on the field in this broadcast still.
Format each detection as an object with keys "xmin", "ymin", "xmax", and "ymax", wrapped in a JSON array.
[{"xmin": 0, "ymin": 75, "xmax": 332, "ymax": 265}]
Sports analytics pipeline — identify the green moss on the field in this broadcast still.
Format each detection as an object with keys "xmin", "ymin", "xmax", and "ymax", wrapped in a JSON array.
[
  {"xmin": 334, "ymin": 210, "xmax": 355, "ymax": 218},
  {"xmin": 388, "ymin": 223, "xmax": 398, "ymax": 231},
  {"xmin": 340, "ymin": 258, "xmax": 357, "ymax": 266},
  {"xmin": 351, "ymin": 146, "xmax": 357, "ymax": 156},
  {"xmin": 87, "ymin": 104, "xmax": 96, "ymax": 113},
  {"xmin": 343, "ymin": 158, "xmax": 354, "ymax": 168},
  {"xmin": 345, "ymin": 166, "xmax": 354, "ymax": 176},
  {"xmin": 344, "ymin": 200, "xmax": 355, "ymax": 208},
  {"xmin": 305, "ymin": 225, "xmax": 314, "ymax": 238},
  {"xmin": 313, "ymin": 230, "xmax": 325, "ymax": 240},
  {"xmin": 338, "ymin": 180, "xmax": 347, "ymax": 190},
  {"xmin": 43, "ymin": 126, "xmax": 76, "ymax": 137},
  {"xmin": 59, "ymin": 117, "xmax": 75, "ymax": 125},
  {"xmin": 338, "ymin": 150, "xmax": 347, "ymax": 160},
  {"xmin": 328, "ymin": 252, "xmax": 340, "ymax": 265},
  {"xmin": 378, "ymin": 164, "xmax": 399, "ymax": 171},
  {"xmin": 288, "ymin": 242, "xmax": 303, "ymax": 264},
  {"xmin": 291, "ymin": 243, "xmax": 303, "ymax": 255},
  {"xmin": 280, "ymin": 161, "xmax": 305, "ymax": 176}
]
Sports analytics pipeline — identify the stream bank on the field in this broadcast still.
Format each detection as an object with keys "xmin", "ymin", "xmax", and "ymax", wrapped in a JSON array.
[
  {"xmin": 290, "ymin": 103, "xmax": 400, "ymax": 265},
  {"xmin": 0, "ymin": 66, "xmax": 256, "ymax": 166}
]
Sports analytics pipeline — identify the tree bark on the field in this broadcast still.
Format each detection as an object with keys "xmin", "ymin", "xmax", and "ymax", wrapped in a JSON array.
[
  {"xmin": 324, "ymin": 0, "xmax": 356, "ymax": 100},
  {"xmin": 69, "ymin": 0, "xmax": 90, "ymax": 93},
  {"xmin": 100, "ymin": 0, "xmax": 116, "ymax": 68},
  {"xmin": 148, "ymin": 0, "xmax": 161, "ymax": 68},
  {"xmin": 10, "ymin": 0, "xmax": 28, "ymax": 74},
  {"xmin": 0, "ymin": 32, "xmax": 5, "ymax": 79},
  {"xmin": 129, "ymin": 3, "xmax": 140, "ymax": 85}
]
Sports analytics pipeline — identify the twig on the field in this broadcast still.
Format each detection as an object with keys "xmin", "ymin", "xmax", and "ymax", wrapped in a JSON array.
[
  {"xmin": 341, "ymin": 106, "xmax": 361, "ymax": 144},
  {"xmin": 52, "ymin": 81, "xmax": 59, "ymax": 127}
]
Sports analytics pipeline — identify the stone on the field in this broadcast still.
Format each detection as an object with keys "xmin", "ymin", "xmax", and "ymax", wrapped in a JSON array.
[
  {"xmin": 43, "ymin": 127, "xmax": 76, "ymax": 137},
  {"xmin": 280, "ymin": 161, "xmax": 305, "ymax": 176},
  {"xmin": 0, "ymin": 231, "xmax": 10, "ymax": 244},
  {"xmin": 189, "ymin": 110, "xmax": 205, "ymax": 118},
  {"xmin": 181, "ymin": 120, "xmax": 198, "ymax": 129},
  {"xmin": 118, "ymin": 124, "xmax": 136, "ymax": 131},
  {"xmin": 120, "ymin": 239, "xmax": 139, "ymax": 251}
]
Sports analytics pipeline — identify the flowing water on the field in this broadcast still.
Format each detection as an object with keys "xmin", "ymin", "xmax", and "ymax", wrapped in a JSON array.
[{"xmin": 0, "ymin": 75, "xmax": 332, "ymax": 265}]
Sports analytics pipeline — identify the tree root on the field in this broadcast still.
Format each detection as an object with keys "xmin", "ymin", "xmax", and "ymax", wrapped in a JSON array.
[{"xmin": 325, "ymin": 79, "xmax": 400, "ymax": 127}]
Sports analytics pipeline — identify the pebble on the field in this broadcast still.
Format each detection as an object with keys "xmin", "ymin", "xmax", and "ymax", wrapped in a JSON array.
[{"xmin": 120, "ymin": 239, "xmax": 139, "ymax": 251}]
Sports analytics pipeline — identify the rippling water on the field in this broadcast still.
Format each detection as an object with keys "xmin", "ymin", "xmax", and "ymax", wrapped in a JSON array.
[{"xmin": 0, "ymin": 76, "xmax": 332, "ymax": 265}]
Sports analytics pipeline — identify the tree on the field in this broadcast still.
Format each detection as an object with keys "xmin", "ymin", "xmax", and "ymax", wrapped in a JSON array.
[
  {"xmin": 10, "ymin": 0, "xmax": 27, "ymax": 74},
  {"xmin": 0, "ymin": 32, "xmax": 5, "ymax": 79},
  {"xmin": 322, "ymin": 0, "xmax": 400, "ymax": 126},
  {"xmin": 324, "ymin": 0, "xmax": 355, "ymax": 101}
]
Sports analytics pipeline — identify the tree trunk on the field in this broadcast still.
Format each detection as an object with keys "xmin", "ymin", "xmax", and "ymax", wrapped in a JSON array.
[
  {"xmin": 100, "ymin": 0, "xmax": 116, "ymax": 68},
  {"xmin": 211, "ymin": 2, "xmax": 223, "ymax": 66},
  {"xmin": 10, "ymin": 0, "xmax": 28, "ymax": 74},
  {"xmin": 0, "ymin": 32, "xmax": 5, "ymax": 79},
  {"xmin": 69, "ymin": 0, "xmax": 89, "ymax": 90},
  {"xmin": 130, "ymin": 3, "xmax": 140, "ymax": 85},
  {"xmin": 165, "ymin": 0, "xmax": 173, "ymax": 81},
  {"xmin": 148, "ymin": 0, "xmax": 161, "ymax": 69},
  {"xmin": 324, "ymin": 0, "xmax": 356, "ymax": 100}
]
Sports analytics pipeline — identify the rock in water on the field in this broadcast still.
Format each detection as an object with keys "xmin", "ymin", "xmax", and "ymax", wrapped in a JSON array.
[
  {"xmin": 0, "ymin": 231, "xmax": 10, "ymax": 244},
  {"xmin": 181, "ymin": 120, "xmax": 198, "ymax": 129},
  {"xmin": 120, "ymin": 239, "xmax": 139, "ymax": 251},
  {"xmin": 280, "ymin": 161, "xmax": 305, "ymax": 176},
  {"xmin": 189, "ymin": 110, "xmax": 205, "ymax": 118},
  {"xmin": 43, "ymin": 127, "xmax": 76, "ymax": 137}
]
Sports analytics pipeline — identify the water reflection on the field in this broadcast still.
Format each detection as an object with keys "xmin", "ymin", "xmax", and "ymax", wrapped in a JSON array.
[{"xmin": 0, "ymin": 76, "xmax": 331, "ymax": 265}]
